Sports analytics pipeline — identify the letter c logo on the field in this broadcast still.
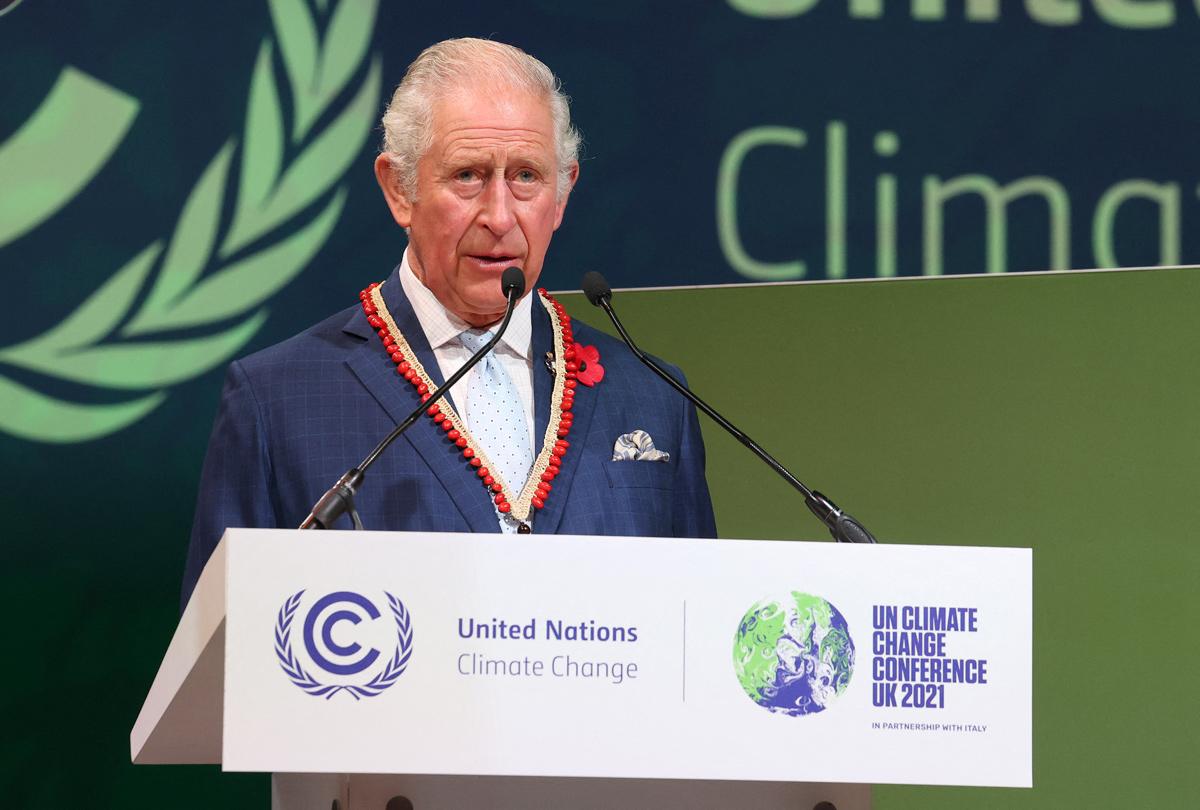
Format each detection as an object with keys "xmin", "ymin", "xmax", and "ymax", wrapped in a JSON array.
[{"xmin": 302, "ymin": 591, "xmax": 382, "ymax": 676}]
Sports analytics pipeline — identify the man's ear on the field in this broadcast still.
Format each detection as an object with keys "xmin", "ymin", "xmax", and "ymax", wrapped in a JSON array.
[
  {"xmin": 552, "ymin": 161, "xmax": 580, "ymax": 231},
  {"xmin": 374, "ymin": 153, "xmax": 413, "ymax": 228}
]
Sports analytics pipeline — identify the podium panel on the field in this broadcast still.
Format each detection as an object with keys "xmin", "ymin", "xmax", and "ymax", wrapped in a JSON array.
[{"xmin": 133, "ymin": 529, "xmax": 1031, "ymax": 807}]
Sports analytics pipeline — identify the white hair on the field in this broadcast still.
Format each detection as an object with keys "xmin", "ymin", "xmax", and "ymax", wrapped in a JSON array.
[{"xmin": 380, "ymin": 38, "xmax": 581, "ymax": 201}]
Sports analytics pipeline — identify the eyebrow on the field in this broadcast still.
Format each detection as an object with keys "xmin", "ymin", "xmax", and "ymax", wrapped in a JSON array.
[{"xmin": 441, "ymin": 148, "xmax": 552, "ymax": 173}]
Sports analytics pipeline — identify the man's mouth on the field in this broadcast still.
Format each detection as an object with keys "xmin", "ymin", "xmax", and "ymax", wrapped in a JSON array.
[{"xmin": 466, "ymin": 254, "xmax": 521, "ymax": 269}]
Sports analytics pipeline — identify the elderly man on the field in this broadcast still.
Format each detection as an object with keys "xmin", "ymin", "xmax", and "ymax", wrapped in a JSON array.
[{"xmin": 181, "ymin": 38, "xmax": 715, "ymax": 606}]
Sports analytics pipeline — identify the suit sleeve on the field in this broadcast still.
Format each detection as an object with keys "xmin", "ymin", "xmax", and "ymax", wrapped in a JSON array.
[
  {"xmin": 671, "ymin": 372, "xmax": 718, "ymax": 539},
  {"xmin": 180, "ymin": 360, "xmax": 278, "ymax": 611}
]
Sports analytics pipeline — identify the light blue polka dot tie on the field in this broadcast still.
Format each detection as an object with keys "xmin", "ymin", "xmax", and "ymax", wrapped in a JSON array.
[{"xmin": 459, "ymin": 329, "xmax": 533, "ymax": 532}]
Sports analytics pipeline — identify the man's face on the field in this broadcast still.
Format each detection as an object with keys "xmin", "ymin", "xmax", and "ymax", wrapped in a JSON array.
[{"xmin": 376, "ymin": 85, "xmax": 577, "ymax": 326}]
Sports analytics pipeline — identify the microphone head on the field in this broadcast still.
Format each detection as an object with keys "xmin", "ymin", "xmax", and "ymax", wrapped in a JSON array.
[
  {"xmin": 501, "ymin": 266, "xmax": 526, "ymax": 299},
  {"xmin": 581, "ymin": 271, "xmax": 612, "ymax": 306}
]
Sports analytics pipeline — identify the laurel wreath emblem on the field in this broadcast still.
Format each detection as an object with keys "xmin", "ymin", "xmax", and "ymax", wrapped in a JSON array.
[
  {"xmin": 274, "ymin": 589, "xmax": 414, "ymax": 700},
  {"xmin": 0, "ymin": 0, "xmax": 381, "ymax": 443}
]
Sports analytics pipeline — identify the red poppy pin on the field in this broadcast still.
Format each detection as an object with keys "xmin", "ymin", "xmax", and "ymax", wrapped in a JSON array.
[{"xmin": 571, "ymin": 342, "xmax": 604, "ymax": 387}]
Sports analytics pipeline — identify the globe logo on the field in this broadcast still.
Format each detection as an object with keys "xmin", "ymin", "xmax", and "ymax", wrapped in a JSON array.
[{"xmin": 733, "ymin": 592, "xmax": 855, "ymax": 716}]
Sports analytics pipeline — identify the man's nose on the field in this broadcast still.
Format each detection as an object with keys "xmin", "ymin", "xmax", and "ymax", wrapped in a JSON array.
[{"xmin": 478, "ymin": 175, "xmax": 517, "ymax": 235}]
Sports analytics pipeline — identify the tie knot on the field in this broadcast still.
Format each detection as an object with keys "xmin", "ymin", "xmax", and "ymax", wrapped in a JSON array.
[{"xmin": 459, "ymin": 329, "xmax": 495, "ymax": 354}]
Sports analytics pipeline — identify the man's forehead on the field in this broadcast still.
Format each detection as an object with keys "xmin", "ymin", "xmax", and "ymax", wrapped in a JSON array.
[
  {"xmin": 427, "ymin": 87, "xmax": 556, "ymax": 168},
  {"xmin": 430, "ymin": 84, "xmax": 554, "ymax": 136},
  {"xmin": 437, "ymin": 128, "xmax": 553, "ymax": 157}
]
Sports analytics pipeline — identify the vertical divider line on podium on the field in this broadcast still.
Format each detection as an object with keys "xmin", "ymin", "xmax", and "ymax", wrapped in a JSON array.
[{"xmin": 681, "ymin": 599, "xmax": 687, "ymax": 702}]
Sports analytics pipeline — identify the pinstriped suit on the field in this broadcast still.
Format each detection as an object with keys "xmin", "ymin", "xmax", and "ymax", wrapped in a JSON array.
[{"xmin": 181, "ymin": 265, "xmax": 716, "ymax": 608}]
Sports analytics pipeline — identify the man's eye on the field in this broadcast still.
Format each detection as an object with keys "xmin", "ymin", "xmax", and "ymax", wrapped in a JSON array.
[
  {"xmin": 455, "ymin": 170, "xmax": 479, "ymax": 183},
  {"xmin": 513, "ymin": 169, "xmax": 537, "ymax": 183}
]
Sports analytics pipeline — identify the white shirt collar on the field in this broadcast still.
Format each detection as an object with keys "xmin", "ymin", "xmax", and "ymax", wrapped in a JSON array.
[{"xmin": 398, "ymin": 249, "xmax": 533, "ymax": 359}]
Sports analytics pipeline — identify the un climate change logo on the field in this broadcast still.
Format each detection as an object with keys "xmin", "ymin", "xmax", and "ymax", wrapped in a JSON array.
[
  {"xmin": 733, "ymin": 592, "xmax": 855, "ymax": 716},
  {"xmin": 275, "ymin": 590, "xmax": 413, "ymax": 700}
]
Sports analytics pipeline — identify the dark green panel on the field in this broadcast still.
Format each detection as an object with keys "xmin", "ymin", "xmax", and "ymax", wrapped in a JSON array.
[{"xmin": 559, "ymin": 266, "xmax": 1200, "ymax": 808}]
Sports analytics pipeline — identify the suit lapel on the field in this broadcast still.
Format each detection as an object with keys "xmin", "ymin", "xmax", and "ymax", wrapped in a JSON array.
[
  {"xmin": 531, "ymin": 299, "xmax": 599, "ymax": 534},
  {"xmin": 532, "ymin": 301, "xmax": 554, "ymax": 458},
  {"xmin": 342, "ymin": 268, "xmax": 499, "ymax": 533}
]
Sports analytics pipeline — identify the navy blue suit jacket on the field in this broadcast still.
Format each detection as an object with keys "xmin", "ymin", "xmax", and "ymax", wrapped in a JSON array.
[{"xmin": 182, "ymin": 267, "xmax": 716, "ymax": 606}]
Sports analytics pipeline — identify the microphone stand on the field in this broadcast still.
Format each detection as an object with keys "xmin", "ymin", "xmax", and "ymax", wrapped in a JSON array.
[
  {"xmin": 585, "ymin": 278, "xmax": 876, "ymax": 544},
  {"xmin": 300, "ymin": 275, "xmax": 524, "ymax": 530}
]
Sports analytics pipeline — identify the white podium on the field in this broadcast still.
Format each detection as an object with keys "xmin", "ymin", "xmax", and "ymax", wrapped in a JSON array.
[{"xmin": 132, "ymin": 529, "xmax": 1032, "ymax": 809}]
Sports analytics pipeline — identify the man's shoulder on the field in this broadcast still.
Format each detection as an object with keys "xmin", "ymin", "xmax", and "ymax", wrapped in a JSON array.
[
  {"xmin": 568, "ymin": 315, "xmax": 688, "ymax": 384},
  {"xmin": 234, "ymin": 303, "xmax": 366, "ymax": 378}
]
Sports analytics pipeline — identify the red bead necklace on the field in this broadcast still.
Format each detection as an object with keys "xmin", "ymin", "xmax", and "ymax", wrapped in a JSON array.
[{"xmin": 359, "ymin": 283, "xmax": 577, "ymax": 524}]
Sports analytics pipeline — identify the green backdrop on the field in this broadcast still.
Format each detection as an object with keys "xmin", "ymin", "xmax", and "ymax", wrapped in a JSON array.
[{"xmin": 560, "ymin": 267, "xmax": 1199, "ymax": 807}]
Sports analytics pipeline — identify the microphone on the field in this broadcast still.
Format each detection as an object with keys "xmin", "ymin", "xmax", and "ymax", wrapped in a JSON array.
[
  {"xmin": 300, "ymin": 267, "xmax": 526, "ymax": 529},
  {"xmin": 580, "ymin": 271, "xmax": 876, "ymax": 544}
]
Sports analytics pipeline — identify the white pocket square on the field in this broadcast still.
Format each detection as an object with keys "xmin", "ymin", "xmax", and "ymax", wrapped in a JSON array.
[{"xmin": 612, "ymin": 430, "xmax": 670, "ymax": 463}]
